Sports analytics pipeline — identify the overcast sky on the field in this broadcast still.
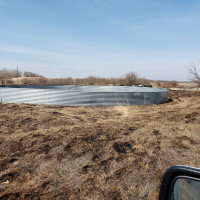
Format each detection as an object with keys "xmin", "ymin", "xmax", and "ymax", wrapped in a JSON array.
[{"xmin": 0, "ymin": 0, "xmax": 200, "ymax": 80}]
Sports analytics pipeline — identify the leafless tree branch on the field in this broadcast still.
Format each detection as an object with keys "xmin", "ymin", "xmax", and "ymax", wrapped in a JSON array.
[{"xmin": 187, "ymin": 63, "xmax": 200, "ymax": 86}]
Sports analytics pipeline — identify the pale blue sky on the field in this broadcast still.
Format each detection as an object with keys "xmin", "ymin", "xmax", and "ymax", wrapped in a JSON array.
[{"xmin": 0, "ymin": 0, "xmax": 200, "ymax": 80}]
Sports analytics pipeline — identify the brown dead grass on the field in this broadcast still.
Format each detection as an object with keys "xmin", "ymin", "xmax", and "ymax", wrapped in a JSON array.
[{"xmin": 1, "ymin": 90, "xmax": 200, "ymax": 199}]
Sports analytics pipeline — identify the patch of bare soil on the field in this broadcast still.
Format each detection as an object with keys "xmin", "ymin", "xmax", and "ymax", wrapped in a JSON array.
[{"xmin": 0, "ymin": 90, "xmax": 200, "ymax": 199}]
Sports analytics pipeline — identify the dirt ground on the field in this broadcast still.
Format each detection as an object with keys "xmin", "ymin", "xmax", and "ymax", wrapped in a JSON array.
[{"xmin": 0, "ymin": 90, "xmax": 200, "ymax": 200}]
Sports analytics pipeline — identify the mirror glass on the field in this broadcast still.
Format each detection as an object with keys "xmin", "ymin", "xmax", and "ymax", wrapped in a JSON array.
[{"xmin": 170, "ymin": 178, "xmax": 200, "ymax": 200}]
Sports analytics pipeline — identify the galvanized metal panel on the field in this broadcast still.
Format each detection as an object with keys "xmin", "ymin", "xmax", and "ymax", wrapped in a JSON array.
[{"xmin": 0, "ymin": 85, "xmax": 168, "ymax": 106}]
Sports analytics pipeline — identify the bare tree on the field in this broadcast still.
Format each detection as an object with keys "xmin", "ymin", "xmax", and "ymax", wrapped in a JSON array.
[
  {"xmin": 37, "ymin": 77, "xmax": 47, "ymax": 85},
  {"xmin": 137, "ymin": 78, "xmax": 151, "ymax": 86},
  {"xmin": 187, "ymin": 63, "xmax": 200, "ymax": 86},
  {"xmin": 124, "ymin": 72, "xmax": 138, "ymax": 86},
  {"xmin": 24, "ymin": 71, "xmax": 43, "ymax": 77},
  {"xmin": 0, "ymin": 68, "xmax": 22, "ymax": 78}
]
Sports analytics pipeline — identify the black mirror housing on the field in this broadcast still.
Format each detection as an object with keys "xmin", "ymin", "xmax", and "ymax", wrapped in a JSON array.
[{"xmin": 159, "ymin": 165, "xmax": 200, "ymax": 200}]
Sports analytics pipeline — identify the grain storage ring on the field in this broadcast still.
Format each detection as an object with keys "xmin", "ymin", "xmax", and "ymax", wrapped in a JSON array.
[{"xmin": 0, "ymin": 85, "xmax": 169, "ymax": 106}]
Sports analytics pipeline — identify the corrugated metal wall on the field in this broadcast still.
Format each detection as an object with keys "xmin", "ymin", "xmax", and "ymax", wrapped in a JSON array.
[{"xmin": 0, "ymin": 85, "xmax": 169, "ymax": 106}]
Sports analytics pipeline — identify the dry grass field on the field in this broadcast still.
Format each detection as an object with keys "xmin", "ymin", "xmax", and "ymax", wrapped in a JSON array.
[{"xmin": 0, "ymin": 90, "xmax": 200, "ymax": 199}]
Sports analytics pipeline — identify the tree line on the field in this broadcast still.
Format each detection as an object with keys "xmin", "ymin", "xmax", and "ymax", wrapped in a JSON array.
[
  {"xmin": 0, "ymin": 68, "xmax": 151, "ymax": 86},
  {"xmin": 1, "ymin": 64, "xmax": 200, "ymax": 87},
  {"xmin": 0, "ymin": 68, "xmax": 42, "ymax": 79}
]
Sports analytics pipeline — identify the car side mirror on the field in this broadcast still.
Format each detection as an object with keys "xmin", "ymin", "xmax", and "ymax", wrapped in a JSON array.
[{"xmin": 159, "ymin": 165, "xmax": 200, "ymax": 200}]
